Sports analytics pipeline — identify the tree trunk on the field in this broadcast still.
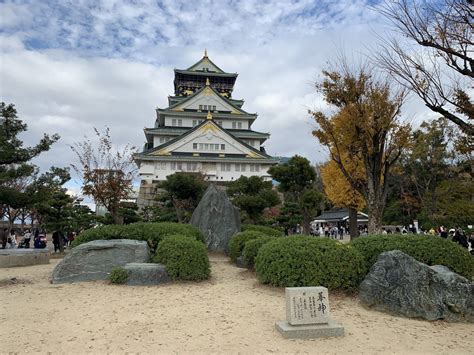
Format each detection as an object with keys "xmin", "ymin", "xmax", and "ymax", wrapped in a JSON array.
[
  {"xmin": 348, "ymin": 207, "xmax": 359, "ymax": 240},
  {"xmin": 110, "ymin": 209, "xmax": 123, "ymax": 225},
  {"xmin": 302, "ymin": 208, "xmax": 311, "ymax": 235},
  {"xmin": 367, "ymin": 203, "xmax": 383, "ymax": 234}
]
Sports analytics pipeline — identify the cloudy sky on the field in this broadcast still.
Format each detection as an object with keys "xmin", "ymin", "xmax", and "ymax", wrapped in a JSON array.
[{"xmin": 1, "ymin": 0, "xmax": 435, "ymax": 195}]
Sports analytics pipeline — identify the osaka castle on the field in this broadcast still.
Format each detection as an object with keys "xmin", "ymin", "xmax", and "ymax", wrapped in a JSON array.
[{"xmin": 133, "ymin": 50, "xmax": 279, "ymax": 206}]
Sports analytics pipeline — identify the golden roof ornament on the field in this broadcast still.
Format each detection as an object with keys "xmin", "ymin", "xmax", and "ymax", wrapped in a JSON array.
[
  {"xmin": 204, "ymin": 48, "xmax": 208, "ymax": 57},
  {"xmin": 206, "ymin": 110, "xmax": 213, "ymax": 120},
  {"xmin": 205, "ymin": 77, "xmax": 210, "ymax": 86}
]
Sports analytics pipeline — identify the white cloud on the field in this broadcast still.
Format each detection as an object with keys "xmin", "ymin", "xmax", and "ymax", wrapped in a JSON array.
[{"xmin": 1, "ymin": 0, "xmax": 434, "ymax": 190}]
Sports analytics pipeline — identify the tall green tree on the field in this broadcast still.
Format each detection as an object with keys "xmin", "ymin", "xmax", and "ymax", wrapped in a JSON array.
[
  {"xmin": 160, "ymin": 172, "xmax": 207, "ymax": 223},
  {"xmin": 269, "ymin": 156, "xmax": 322, "ymax": 234},
  {"xmin": 227, "ymin": 176, "xmax": 280, "ymax": 223},
  {"xmin": 0, "ymin": 102, "xmax": 59, "ymax": 246}
]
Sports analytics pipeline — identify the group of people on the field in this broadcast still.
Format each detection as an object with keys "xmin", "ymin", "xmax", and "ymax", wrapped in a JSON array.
[
  {"xmin": 1, "ymin": 227, "xmax": 76, "ymax": 251},
  {"xmin": 426, "ymin": 226, "xmax": 473, "ymax": 250},
  {"xmin": 1, "ymin": 228, "xmax": 33, "ymax": 249}
]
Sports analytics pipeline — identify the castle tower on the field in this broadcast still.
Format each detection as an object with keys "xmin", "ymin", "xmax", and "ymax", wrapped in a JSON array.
[{"xmin": 134, "ymin": 51, "xmax": 278, "ymax": 207}]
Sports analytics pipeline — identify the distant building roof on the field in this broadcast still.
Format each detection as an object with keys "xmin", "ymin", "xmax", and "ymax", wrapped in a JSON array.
[{"xmin": 313, "ymin": 209, "xmax": 368, "ymax": 223}]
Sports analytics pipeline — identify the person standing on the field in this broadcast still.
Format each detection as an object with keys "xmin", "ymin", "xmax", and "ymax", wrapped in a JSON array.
[
  {"xmin": 9, "ymin": 229, "xmax": 17, "ymax": 248},
  {"xmin": 52, "ymin": 231, "xmax": 60, "ymax": 253}
]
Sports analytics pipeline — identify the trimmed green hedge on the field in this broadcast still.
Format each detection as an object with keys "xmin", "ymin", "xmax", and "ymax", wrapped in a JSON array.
[
  {"xmin": 242, "ymin": 236, "xmax": 273, "ymax": 269},
  {"xmin": 241, "ymin": 224, "xmax": 284, "ymax": 238},
  {"xmin": 229, "ymin": 231, "xmax": 268, "ymax": 262},
  {"xmin": 255, "ymin": 236, "xmax": 366, "ymax": 291},
  {"xmin": 350, "ymin": 234, "xmax": 474, "ymax": 279},
  {"xmin": 71, "ymin": 222, "xmax": 204, "ymax": 252},
  {"xmin": 154, "ymin": 235, "xmax": 210, "ymax": 281}
]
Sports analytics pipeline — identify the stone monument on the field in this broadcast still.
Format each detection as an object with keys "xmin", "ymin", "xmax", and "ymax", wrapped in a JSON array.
[
  {"xmin": 190, "ymin": 184, "xmax": 240, "ymax": 253},
  {"xmin": 275, "ymin": 286, "xmax": 344, "ymax": 339}
]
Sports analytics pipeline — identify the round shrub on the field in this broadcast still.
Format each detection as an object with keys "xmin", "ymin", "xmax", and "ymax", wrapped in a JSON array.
[
  {"xmin": 351, "ymin": 234, "xmax": 474, "ymax": 279},
  {"xmin": 71, "ymin": 222, "xmax": 204, "ymax": 252},
  {"xmin": 242, "ymin": 236, "xmax": 273, "ymax": 269},
  {"xmin": 110, "ymin": 267, "xmax": 128, "ymax": 284},
  {"xmin": 255, "ymin": 236, "xmax": 366, "ymax": 291},
  {"xmin": 229, "ymin": 231, "xmax": 268, "ymax": 262},
  {"xmin": 242, "ymin": 224, "xmax": 284, "ymax": 238},
  {"xmin": 154, "ymin": 235, "xmax": 210, "ymax": 281}
]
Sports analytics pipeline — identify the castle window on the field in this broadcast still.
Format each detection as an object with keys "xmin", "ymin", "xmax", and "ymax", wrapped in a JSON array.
[
  {"xmin": 213, "ymin": 105, "xmax": 216, "ymax": 111},
  {"xmin": 193, "ymin": 143, "xmax": 197, "ymax": 150},
  {"xmin": 232, "ymin": 122, "xmax": 236, "ymax": 129},
  {"xmin": 199, "ymin": 105, "xmax": 202, "ymax": 111},
  {"xmin": 172, "ymin": 119, "xmax": 177, "ymax": 126},
  {"xmin": 221, "ymin": 144, "xmax": 225, "ymax": 150},
  {"xmin": 237, "ymin": 122, "xmax": 242, "ymax": 129},
  {"xmin": 170, "ymin": 162, "xmax": 176, "ymax": 170},
  {"xmin": 177, "ymin": 119, "xmax": 182, "ymax": 127},
  {"xmin": 177, "ymin": 162, "xmax": 182, "ymax": 170},
  {"xmin": 250, "ymin": 164, "xmax": 260, "ymax": 172}
]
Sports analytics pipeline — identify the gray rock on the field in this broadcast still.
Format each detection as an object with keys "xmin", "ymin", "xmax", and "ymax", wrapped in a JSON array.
[
  {"xmin": 52, "ymin": 239, "xmax": 149, "ymax": 284},
  {"xmin": 359, "ymin": 250, "xmax": 474, "ymax": 322},
  {"xmin": 235, "ymin": 256, "xmax": 247, "ymax": 269},
  {"xmin": 190, "ymin": 184, "xmax": 240, "ymax": 253},
  {"xmin": 123, "ymin": 263, "xmax": 171, "ymax": 286}
]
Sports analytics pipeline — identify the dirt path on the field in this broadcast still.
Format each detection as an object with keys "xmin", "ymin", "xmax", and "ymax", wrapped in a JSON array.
[{"xmin": 1, "ymin": 253, "xmax": 472, "ymax": 353}]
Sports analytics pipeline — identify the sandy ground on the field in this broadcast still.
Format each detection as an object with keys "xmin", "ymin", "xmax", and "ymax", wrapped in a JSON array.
[{"xmin": 1, "ymin": 253, "xmax": 472, "ymax": 354}]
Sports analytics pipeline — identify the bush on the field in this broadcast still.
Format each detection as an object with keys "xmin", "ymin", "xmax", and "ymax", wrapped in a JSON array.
[
  {"xmin": 71, "ymin": 222, "xmax": 204, "ymax": 252},
  {"xmin": 242, "ymin": 224, "xmax": 284, "ymax": 238},
  {"xmin": 228, "ymin": 231, "xmax": 268, "ymax": 262},
  {"xmin": 154, "ymin": 235, "xmax": 210, "ymax": 281},
  {"xmin": 255, "ymin": 236, "xmax": 366, "ymax": 291},
  {"xmin": 110, "ymin": 267, "xmax": 128, "ymax": 284},
  {"xmin": 242, "ymin": 236, "xmax": 273, "ymax": 269},
  {"xmin": 351, "ymin": 234, "xmax": 474, "ymax": 279}
]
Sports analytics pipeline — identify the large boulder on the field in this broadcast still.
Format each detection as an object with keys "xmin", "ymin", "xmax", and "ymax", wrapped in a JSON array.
[
  {"xmin": 360, "ymin": 250, "xmax": 474, "ymax": 322},
  {"xmin": 123, "ymin": 263, "xmax": 171, "ymax": 286},
  {"xmin": 190, "ymin": 184, "xmax": 240, "ymax": 253},
  {"xmin": 52, "ymin": 239, "xmax": 149, "ymax": 284}
]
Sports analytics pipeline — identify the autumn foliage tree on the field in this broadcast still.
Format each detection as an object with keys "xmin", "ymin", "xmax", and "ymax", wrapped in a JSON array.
[
  {"xmin": 320, "ymin": 156, "xmax": 365, "ymax": 239},
  {"xmin": 312, "ymin": 64, "xmax": 411, "ymax": 233},
  {"xmin": 70, "ymin": 127, "xmax": 137, "ymax": 225}
]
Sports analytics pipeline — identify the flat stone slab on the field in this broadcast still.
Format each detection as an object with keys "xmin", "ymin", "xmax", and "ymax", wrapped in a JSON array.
[
  {"xmin": 52, "ymin": 239, "xmax": 149, "ymax": 284},
  {"xmin": 286, "ymin": 286, "xmax": 330, "ymax": 325},
  {"xmin": 123, "ymin": 263, "xmax": 171, "ymax": 286},
  {"xmin": 275, "ymin": 319, "xmax": 344, "ymax": 339},
  {"xmin": 0, "ymin": 249, "xmax": 50, "ymax": 268}
]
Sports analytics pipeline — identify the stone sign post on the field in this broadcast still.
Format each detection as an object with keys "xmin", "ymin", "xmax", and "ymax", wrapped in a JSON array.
[{"xmin": 275, "ymin": 286, "xmax": 344, "ymax": 339}]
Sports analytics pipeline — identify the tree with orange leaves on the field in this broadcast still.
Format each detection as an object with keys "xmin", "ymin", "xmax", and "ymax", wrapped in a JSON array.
[
  {"xmin": 312, "ymin": 63, "xmax": 411, "ymax": 233},
  {"xmin": 320, "ymin": 156, "xmax": 365, "ymax": 240}
]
